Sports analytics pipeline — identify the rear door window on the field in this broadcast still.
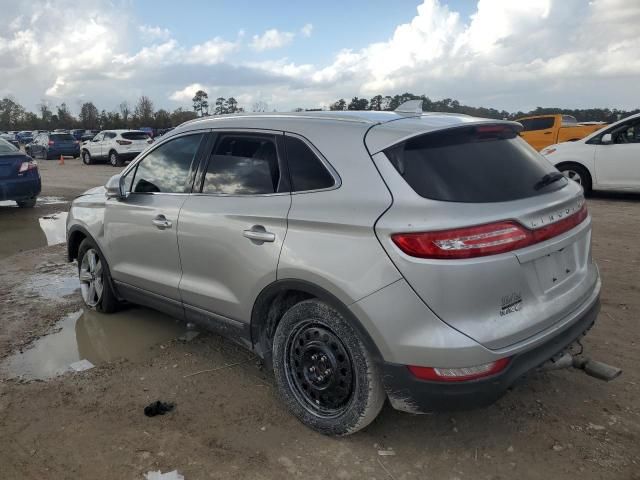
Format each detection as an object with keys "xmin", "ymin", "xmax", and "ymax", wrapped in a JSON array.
[
  {"xmin": 519, "ymin": 117, "xmax": 554, "ymax": 131},
  {"xmin": 284, "ymin": 135, "xmax": 335, "ymax": 192},
  {"xmin": 201, "ymin": 135, "xmax": 282, "ymax": 195},
  {"xmin": 384, "ymin": 125, "xmax": 567, "ymax": 203}
]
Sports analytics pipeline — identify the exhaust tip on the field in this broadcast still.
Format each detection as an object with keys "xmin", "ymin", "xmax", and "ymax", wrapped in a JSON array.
[{"xmin": 580, "ymin": 359, "xmax": 622, "ymax": 382}]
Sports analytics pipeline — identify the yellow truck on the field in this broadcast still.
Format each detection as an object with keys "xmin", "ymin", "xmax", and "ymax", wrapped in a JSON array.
[{"xmin": 516, "ymin": 114, "xmax": 605, "ymax": 151}]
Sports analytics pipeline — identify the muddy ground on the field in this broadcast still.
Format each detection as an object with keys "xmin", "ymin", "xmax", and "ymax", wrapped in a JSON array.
[{"xmin": 0, "ymin": 158, "xmax": 638, "ymax": 479}]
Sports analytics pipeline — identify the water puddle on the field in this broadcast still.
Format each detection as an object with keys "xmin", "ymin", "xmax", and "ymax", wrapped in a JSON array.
[
  {"xmin": 38, "ymin": 212, "xmax": 68, "ymax": 245},
  {"xmin": 0, "ymin": 209, "xmax": 68, "ymax": 260},
  {"xmin": 2, "ymin": 308, "xmax": 190, "ymax": 380}
]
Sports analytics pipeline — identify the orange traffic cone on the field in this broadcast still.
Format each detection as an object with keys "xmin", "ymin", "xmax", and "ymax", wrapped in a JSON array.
[{"xmin": 58, "ymin": 155, "xmax": 64, "ymax": 165}]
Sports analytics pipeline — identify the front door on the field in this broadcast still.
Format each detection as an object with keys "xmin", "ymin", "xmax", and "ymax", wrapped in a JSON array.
[
  {"xmin": 595, "ymin": 117, "xmax": 640, "ymax": 190},
  {"xmin": 104, "ymin": 132, "xmax": 206, "ymax": 310},
  {"xmin": 178, "ymin": 131, "xmax": 290, "ymax": 335},
  {"xmin": 88, "ymin": 132, "xmax": 105, "ymax": 159}
]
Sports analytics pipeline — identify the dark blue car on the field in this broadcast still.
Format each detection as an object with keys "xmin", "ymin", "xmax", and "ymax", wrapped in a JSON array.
[
  {"xmin": 29, "ymin": 132, "xmax": 80, "ymax": 159},
  {"xmin": 0, "ymin": 138, "xmax": 40, "ymax": 208}
]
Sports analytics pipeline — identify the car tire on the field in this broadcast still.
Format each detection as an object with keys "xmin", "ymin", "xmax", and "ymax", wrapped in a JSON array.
[
  {"xmin": 272, "ymin": 299, "xmax": 386, "ymax": 436},
  {"xmin": 109, "ymin": 150, "xmax": 123, "ymax": 167},
  {"xmin": 41, "ymin": 148, "xmax": 48, "ymax": 160},
  {"xmin": 77, "ymin": 238, "xmax": 121, "ymax": 313},
  {"xmin": 16, "ymin": 198, "xmax": 37, "ymax": 208},
  {"xmin": 559, "ymin": 163, "xmax": 592, "ymax": 195},
  {"xmin": 81, "ymin": 150, "xmax": 92, "ymax": 165}
]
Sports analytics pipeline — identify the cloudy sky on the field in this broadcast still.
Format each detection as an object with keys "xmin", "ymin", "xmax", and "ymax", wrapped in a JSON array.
[{"xmin": 0, "ymin": 0, "xmax": 638, "ymax": 114}]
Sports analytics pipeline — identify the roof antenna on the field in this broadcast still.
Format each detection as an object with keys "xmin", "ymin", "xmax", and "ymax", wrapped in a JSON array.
[{"xmin": 395, "ymin": 99, "xmax": 423, "ymax": 114}]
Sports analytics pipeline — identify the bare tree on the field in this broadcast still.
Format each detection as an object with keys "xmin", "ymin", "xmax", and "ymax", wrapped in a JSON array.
[
  {"xmin": 252, "ymin": 101, "xmax": 269, "ymax": 112},
  {"xmin": 119, "ymin": 101, "xmax": 131, "ymax": 127},
  {"xmin": 134, "ymin": 96, "xmax": 154, "ymax": 125}
]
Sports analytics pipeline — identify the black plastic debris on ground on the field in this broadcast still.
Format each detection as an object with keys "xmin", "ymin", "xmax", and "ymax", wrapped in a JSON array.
[{"xmin": 144, "ymin": 401, "xmax": 175, "ymax": 417}]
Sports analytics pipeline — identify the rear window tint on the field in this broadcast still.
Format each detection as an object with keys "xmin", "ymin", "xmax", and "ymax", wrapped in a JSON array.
[
  {"xmin": 384, "ymin": 125, "xmax": 567, "ymax": 203},
  {"xmin": 519, "ymin": 117, "xmax": 554, "ymax": 131},
  {"xmin": 50, "ymin": 134, "xmax": 74, "ymax": 141},
  {"xmin": 121, "ymin": 132, "xmax": 149, "ymax": 140}
]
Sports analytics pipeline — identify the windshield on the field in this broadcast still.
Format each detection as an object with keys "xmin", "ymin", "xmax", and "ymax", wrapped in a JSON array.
[{"xmin": 50, "ymin": 134, "xmax": 75, "ymax": 141}]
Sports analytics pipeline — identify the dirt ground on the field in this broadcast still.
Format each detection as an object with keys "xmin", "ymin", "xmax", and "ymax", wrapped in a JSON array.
[{"xmin": 0, "ymin": 158, "xmax": 638, "ymax": 479}]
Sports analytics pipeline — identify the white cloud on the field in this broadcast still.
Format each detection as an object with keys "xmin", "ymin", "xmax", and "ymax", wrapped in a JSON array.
[
  {"xmin": 250, "ymin": 29, "xmax": 295, "ymax": 51},
  {"xmin": 139, "ymin": 25, "xmax": 171, "ymax": 42},
  {"xmin": 169, "ymin": 83, "xmax": 207, "ymax": 102},
  {"xmin": 300, "ymin": 23, "xmax": 313, "ymax": 38}
]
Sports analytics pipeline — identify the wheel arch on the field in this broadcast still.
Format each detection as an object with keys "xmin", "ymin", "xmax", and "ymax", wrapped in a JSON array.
[
  {"xmin": 250, "ymin": 279, "xmax": 384, "ymax": 367},
  {"xmin": 555, "ymin": 160, "xmax": 593, "ymax": 183}
]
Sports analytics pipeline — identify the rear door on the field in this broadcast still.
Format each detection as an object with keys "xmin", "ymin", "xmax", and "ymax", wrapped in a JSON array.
[
  {"xmin": 594, "ymin": 117, "xmax": 640, "ymax": 190},
  {"xmin": 177, "ymin": 131, "xmax": 290, "ymax": 334},
  {"xmin": 104, "ymin": 131, "xmax": 206, "ymax": 314},
  {"xmin": 368, "ymin": 122, "xmax": 598, "ymax": 350}
]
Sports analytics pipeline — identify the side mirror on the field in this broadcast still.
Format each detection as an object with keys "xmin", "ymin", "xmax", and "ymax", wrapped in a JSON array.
[
  {"xmin": 105, "ymin": 174, "xmax": 124, "ymax": 199},
  {"xmin": 601, "ymin": 133, "xmax": 613, "ymax": 144}
]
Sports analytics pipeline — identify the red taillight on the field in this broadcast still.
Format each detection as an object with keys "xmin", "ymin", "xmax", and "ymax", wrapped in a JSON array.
[
  {"xmin": 408, "ymin": 357, "xmax": 511, "ymax": 382},
  {"xmin": 18, "ymin": 160, "xmax": 38, "ymax": 173},
  {"xmin": 116, "ymin": 139, "xmax": 132, "ymax": 145},
  {"xmin": 392, "ymin": 204, "xmax": 588, "ymax": 259},
  {"xmin": 48, "ymin": 140, "xmax": 55, "ymax": 145}
]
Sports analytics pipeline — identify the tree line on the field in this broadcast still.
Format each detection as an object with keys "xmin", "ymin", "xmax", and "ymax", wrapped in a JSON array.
[{"xmin": 1, "ymin": 90, "xmax": 638, "ymax": 131}]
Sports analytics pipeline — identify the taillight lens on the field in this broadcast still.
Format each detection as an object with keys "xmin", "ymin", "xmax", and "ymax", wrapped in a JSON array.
[
  {"xmin": 408, "ymin": 357, "xmax": 511, "ymax": 382},
  {"xmin": 48, "ymin": 140, "xmax": 54, "ymax": 145},
  {"xmin": 116, "ymin": 139, "xmax": 132, "ymax": 145},
  {"xmin": 18, "ymin": 160, "xmax": 38, "ymax": 173},
  {"xmin": 392, "ymin": 204, "xmax": 588, "ymax": 259}
]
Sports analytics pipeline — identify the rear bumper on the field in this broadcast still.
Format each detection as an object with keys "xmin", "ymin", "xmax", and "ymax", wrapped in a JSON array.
[
  {"xmin": 117, "ymin": 151, "xmax": 143, "ymax": 161},
  {"xmin": 382, "ymin": 295, "xmax": 600, "ymax": 413},
  {"xmin": 0, "ymin": 174, "xmax": 41, "ymax": 201},
  {"xmin": 48, "ymin": 147, "xmax": 80, "ymax": 157}
]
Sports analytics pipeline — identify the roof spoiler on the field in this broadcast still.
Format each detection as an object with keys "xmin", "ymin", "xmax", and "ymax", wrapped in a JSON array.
[{"xmin": 395, "ymin": 100, "xmax": 423, "ymax": 114}]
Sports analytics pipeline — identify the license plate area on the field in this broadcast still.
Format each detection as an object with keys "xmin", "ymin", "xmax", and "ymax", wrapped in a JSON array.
[{"xmin": 533, "ymin": 247, "xmax": 577, "ymax": 292}]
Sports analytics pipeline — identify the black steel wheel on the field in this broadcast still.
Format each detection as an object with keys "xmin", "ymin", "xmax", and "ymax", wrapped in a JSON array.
[{"xmin": 272, "ymin": 299, "xmax": 385, "ymax": 435}]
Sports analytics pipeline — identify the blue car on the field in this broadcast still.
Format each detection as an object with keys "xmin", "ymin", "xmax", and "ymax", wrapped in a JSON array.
[
  {"xmin": 29, "ymin": 132, "xmax": 80, "ymax": 159},
  {"xmin": 16, "ymin": 131, "xmax": 34, "ymax": 144},
  {"xmin": 0, "ymin": 138, "xmax": 40, "ymax": 208}
]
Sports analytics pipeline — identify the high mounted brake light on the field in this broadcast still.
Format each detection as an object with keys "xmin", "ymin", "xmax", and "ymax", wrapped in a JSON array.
[{"xmin": 392, "ymin": 204, "xmax": 588, "ymax": 259}]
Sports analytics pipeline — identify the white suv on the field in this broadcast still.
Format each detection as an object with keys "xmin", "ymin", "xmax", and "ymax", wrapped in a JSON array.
[{"xmin": 81, "ymin": 130, "xmax": 153, "ymax": 167}]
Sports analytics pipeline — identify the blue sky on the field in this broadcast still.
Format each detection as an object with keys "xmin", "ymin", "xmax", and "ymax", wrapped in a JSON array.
[
  {"xmin": 131, "ymin": 0, "xmax": 475, "ymax": 65},
  {"xmin": 0, "ymin": 0, "xmax": 638, "ymax": 114}
]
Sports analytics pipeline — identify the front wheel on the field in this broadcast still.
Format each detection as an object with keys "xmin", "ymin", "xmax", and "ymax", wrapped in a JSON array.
[
  {"xmin": 272, "ymin": 299, "xmax": 385, "ymax": 436},
  {"xmin": 17, "ymin": 198, "xmax": 37, "ymax": 208},
  {"xmin": 109, "ymin": 150, "xmax": 123, "ymax": 167},
  {"xmin": 77, "ymin": 238, "xmax": 121, "ymax": 313}
]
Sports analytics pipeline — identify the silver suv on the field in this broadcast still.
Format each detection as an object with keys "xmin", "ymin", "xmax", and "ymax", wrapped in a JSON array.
[{"xmin": 66, "ymin": 103, "xmax": 601, "ymax": 435}]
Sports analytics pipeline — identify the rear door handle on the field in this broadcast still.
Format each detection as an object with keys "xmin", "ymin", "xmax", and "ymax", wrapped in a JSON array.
[
  {"xmin": 243, "ymin": 226, "xmax": 275, "ymax": 243},
  {"xmin": 152, "ymin": 215, "xmax": 172, "ymax": 230}
]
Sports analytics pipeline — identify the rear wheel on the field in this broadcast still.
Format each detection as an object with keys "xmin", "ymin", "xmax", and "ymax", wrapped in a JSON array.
[
  {"xmin": 17, "ymin": 198, "xmax": 37, "ymax": 208},
  {"xmin": 81, "ymin": 150, "xmax": 92, "ymax": 165},
  {"xmin": 272, "ymin": 299, "xmax": 385, "ymax": 436},
  {"xmin": 109, "ymin": 150, "xmax": 123, "ymax": 167},
  {"xmin": 77, "ymin": 238, "xmax": 121, "ymax": 313},
  {"xmin": 559, "ymin": 164, "xmax": 592, "ymax": 194},
  {"xmin": 41, "ymin": 148, "xmax": 48, "ymax": 160}
]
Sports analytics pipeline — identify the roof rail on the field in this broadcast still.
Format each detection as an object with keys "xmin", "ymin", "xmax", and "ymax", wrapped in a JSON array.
[{"xmin": 395, "ymin": 100, "xmax": 423, "ymax": 114}]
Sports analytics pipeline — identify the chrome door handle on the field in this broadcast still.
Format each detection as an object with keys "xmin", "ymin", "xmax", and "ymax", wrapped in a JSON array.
[
  {"xmin": 243, "ymin": 226, "xmax": 275, "ymax": 243},
  {"xmin": 152, "ymin": 215, "xmax": 172, "ymax": 229}
]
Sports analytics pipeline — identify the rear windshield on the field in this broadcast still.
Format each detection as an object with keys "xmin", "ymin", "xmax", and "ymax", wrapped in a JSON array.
[
  {"xmin": 50, "ymin": 134, "xmax": 75, "ymax": 141},
  {"xmin": 121, "ymin": 132, "xmax": 150, "ymax": 140},
  {"xmin": 384, "ymin": 125, "xmax": 567, "ymax": 203},
  {"xmin": 0, "ymin": 139, "xmax": 19, "ymax": 153}
]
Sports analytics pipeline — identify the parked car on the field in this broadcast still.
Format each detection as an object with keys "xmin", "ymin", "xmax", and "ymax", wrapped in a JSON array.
[
  {"xmin": 66, "ymin": 105, "xmax": 603, "ymax": 435},
  {"xmin": 139, "ymin": 126, "xmax": 154, "ymax": 138},
  {"xmin": 80, "ymin": 130, "xmax": 153, "ymax": 166},
  {"xmin": 516, "ymin": 114, "xmax": 605, "ymax": 151},
  {"xmin": 0, "ymin": 133, "xmax": 20, "ymax": 148},
  {"xmin": 16, "ymin": 131, "xmax": 34, "ymax": 145},
  {"xmin": 542, "ymin": 113, "xmax": 640, "ymax": 193},
  {"xmin": 0, "ymin": 138, "xmax": 40, "ymax": 207},
  {"xmin": 71, "ymin": 129, "xmax": 86, "ymax": 141},
  {"xmin": 29, "ymin": 132, "xmax": 80, "ymax": 159},
  {"xmin": 80, "ymin": 130, "xmax": 100, "ymax": 142}
]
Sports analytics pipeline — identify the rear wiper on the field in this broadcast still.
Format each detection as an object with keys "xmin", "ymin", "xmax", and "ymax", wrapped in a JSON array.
[{"xmin": 534, "ymin": 171, "xmax": 565, "ymax": 191}]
